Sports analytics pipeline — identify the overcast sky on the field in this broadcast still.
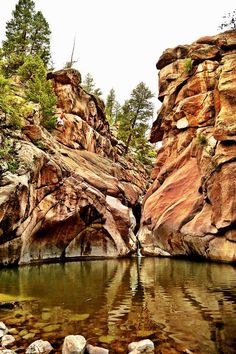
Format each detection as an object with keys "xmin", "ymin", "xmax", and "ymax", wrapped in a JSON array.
[{"xmin": 1, "ymin": 0, "xmax": 236, "ymax": 113}]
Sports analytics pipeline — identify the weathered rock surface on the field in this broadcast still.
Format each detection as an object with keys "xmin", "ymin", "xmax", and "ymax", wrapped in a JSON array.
[
  {"xmin": 139, "ymin": 30, "xmax": 236, "ymax": 263},
  {"xmin": 62, "ymin": 335, "xmax": 86, "ymax": 354},
  {"xmin": 0, "ymin": 69, "xmax": 148, "ymax": 265},
  {"xmin": 25, "ymin": 339, "xmax": 53, "ymax": 354}
]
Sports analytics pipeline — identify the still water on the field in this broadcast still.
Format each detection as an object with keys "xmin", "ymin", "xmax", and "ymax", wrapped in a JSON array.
[{"xmin": 0, "ymin": 258, "xmax": 236, "ymax": 353}]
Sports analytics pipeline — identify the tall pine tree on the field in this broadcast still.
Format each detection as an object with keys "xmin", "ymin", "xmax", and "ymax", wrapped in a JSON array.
[
  {"xmin": 1, "ymin": 0, "xmax": 51, "ymax": 75},
  {"xmin": 118, "ymin": 82, "xmax": 154, "ymax": 155},
  {"xmin": 105, "ymin": 88, "xmax": 117, "ymax": 124}
]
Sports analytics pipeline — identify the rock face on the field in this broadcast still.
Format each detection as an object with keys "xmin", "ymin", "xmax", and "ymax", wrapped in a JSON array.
[
  {"xmin": 0, "ymin": 69, "xmax": 148, "ymax": 265},
  {"xmin": 139, "ymin": 30, "xmax": 236, "ymax": 263}
]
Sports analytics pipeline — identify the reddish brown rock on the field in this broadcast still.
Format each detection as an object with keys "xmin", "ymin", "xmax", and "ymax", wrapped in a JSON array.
[
  {"xmin": 0, "ymin": 69, "xmax": 148, "ymax": 265},
  {"xmin": 139, "ymin": 31, "xmax": 236, "ymax": 263}
]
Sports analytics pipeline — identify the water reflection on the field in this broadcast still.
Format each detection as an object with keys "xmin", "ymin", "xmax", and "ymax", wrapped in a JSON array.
[{"xmin": 0, "ymin": 258, "xmax": 236, "ymax": 353}]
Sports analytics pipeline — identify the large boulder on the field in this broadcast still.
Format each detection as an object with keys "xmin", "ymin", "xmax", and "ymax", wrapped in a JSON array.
[{"xmin": 139, "ymin": 30, "xmax": 236, "ymax": 263}]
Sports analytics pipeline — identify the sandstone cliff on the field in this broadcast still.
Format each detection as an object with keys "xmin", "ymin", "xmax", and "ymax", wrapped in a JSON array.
[
  {"xmin": 0, "ymin": 69, "xmax": 148, "ymax": 265},
  {"xmin": 139, "ymin": 30, "xmax": 236, "ymax": 263}
]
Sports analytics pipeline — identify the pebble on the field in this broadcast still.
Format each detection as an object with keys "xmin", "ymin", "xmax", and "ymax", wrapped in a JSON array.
[
  {"xmin": 87, "ymin": 344, "xmax": 109, "ymax": 354},
  {"xmin": 0, "ymin": 323, "xmax": 8, "ymax": 338},
  {"xmin": 1, "ymin": 335, "xmax": 15, "ymax": 347}
]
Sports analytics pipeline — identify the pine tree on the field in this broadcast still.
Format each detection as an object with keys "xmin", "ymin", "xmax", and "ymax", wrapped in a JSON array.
[
  {"xmin": 82, "ymin": 73, "xmax": 102, "ymax": 97},
  {"xmin": 29, "ymin": 11, "xmax": 51, "ymax": 64},
  {"xmin": 105, "ymin": 88, "xmax": 116, "ymax": 124},
  {"xmin": 218, "ymin": 10, "xmax": 236, "ymax": 31},
  {"xmin": 117, "ymin": 82, "xmax": 154, "ymax": 155},
  {"xmin": 2, "ymin": 0, "xmax": 51, "ymax": 75}
]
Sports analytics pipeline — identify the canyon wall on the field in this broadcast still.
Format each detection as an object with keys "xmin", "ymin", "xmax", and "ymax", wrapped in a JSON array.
[
  {"xmin": 0, "ymin": 69, "xmax": 148, "ymax": 265},
  {"xmin": 139, "ymin": 30, "xmax": 236, "ymax": 263}
]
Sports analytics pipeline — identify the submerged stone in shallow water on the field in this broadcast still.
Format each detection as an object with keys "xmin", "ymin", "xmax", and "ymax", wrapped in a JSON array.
[
  {"xmin": 98, "ymin": 336, "xmax": 116, "ymax": 344},
  {"xmin": 128, "ymin": 339, "xmax": 154, "ymax": 353},
  {"xmin": 42, "ymin": 325, "xmax": 61, "ymax": 333},
  {"xmin": 70, "ymin": 314, "xmax": 90, "ymax": 321},
  {"xmin": 86, "ymin": 344, "xmax": 109, "ymax": 354}
]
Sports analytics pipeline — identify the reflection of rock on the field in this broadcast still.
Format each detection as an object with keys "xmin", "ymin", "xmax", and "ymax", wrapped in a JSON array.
[
  {"xmin": 0, "ymin": 69, "xmax": 148, "ymax": 265},
  {"xmin": 139, "ymin": 31, "xmax": 236, "ymax": 263}
]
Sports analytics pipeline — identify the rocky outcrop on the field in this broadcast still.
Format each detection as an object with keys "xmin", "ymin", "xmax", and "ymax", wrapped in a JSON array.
[
  {"xmin": 0, "ymin": 69, "xmax": 148, "ymax": 265},
  {"xmin": 139, "ymin": 30, "xmax": 236, "ymax": 263}
]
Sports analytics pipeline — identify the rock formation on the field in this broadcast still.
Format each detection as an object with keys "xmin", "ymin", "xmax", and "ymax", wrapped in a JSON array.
[
  {"xmin": 0, "ymin": 69, "xmax": 148, "ymax": 265},
  {"xmin": 139, "ymin": 30, "xmax": 236, "ymax": 263}
]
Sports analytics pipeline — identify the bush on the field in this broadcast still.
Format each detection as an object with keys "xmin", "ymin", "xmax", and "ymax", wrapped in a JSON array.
[
  {"xmin": 0, "ymin": 74, "xmax": 26, "ymax": 129},
  {"xmin": 184, "ymin": 58, "xmax": 193, "ymax": 74},
  {"xmin": 197, "ymin": 134, "xmax": 207, "ymax": 145},
  {"xmin": 18, "ymin": 55, "xmax": 57, "ymax": 130}
]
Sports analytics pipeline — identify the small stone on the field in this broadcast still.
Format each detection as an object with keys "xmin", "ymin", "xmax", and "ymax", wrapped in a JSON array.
[
  {"xmin": 62, "ymin": 335, "xmax": 86, "ymax": 354},
  {"xmin": 26, "ymin": 340, "xmax": 53, "ymax": 354},
  {"xmin": 7, "ymin": 330, "xmax": 18, "ymax": 336},
  {"xmin": 1, "ymin": 335, "xmax": 15, "ymax": 347},
  {"xmin": 87, "ymin": 344, "xmax": 109, "ymax": 354},
  {"xmin": 128, "ymin": 339, "xmax": 154, "ymax": 353},
  {"xmin": 18, "ymin": 330, "xmax": 28, "ymax": 337},
  {"xmin": 22, "ymin": 333, "xmax": 36, "ymax": 340},
  {"xmin": 0, "ymin": 323, "xmax": 8, "ymax": 338},
  {"xmin": 0, "ymin": 350, "xmax": 16, "ymax": 354},
  {"xmin": 42, "ymin": 324, "xmax": 60, "ymax": 333}
]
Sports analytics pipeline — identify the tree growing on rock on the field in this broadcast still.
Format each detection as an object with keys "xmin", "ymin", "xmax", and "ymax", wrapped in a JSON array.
[
  {"xmin": 1, "ymin": 0, "xmax": 51, "ymax": 75},
  {"xmin": 117, "ymin": 82, "xmax": 155, "ymax": 164},
  {"xmin": 218, "ymin": 9, "xmax": 236, "ymax": 31},
  {"xmin": 18, "ymin": 55, "xmax": 57, "ymax": 131}
]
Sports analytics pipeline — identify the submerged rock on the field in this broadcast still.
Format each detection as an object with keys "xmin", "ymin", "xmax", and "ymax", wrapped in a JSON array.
[
  {"xmin": 62, "ymin": 335, "xmax": 86, "ymax": 354},
  {"xmin": 86, "ymin": 344, "xmax": 109, "ymax": 354},
  {"xmin": 128, "ymin": 339, "xmax": 154, "ymax": 353}
]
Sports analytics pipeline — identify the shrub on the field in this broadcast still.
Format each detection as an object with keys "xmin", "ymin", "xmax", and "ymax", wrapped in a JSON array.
[
  {"xmin": 184, "ymin": 58, "xmax": 193, "ymax": 74},
  {"xmin": 18, "ymin": 55, "xmax": 57, "ymax": 131},
  {"xmin": 197, "ymin": 134, "xmax": 207, "ymax": 145}
]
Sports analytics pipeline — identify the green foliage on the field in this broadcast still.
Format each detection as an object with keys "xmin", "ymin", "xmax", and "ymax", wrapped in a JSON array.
[
  {"xmin": 105, "ymin": 88, "xmax": 120, "ymax": 124},
  {"xmin": 82, "ymin": 73, "xmax": 102, "ymax": 97},
  {"xmin": 0, "ymin": 139, "xmax": 19, "ymax": 173},
  {"xmin": 18, "ymin": 55, "xmax": 57, "ymax": 130},
  {"xmin": 184, "ymin": 58, "xmax": 193, "ymax": 74},
  {"xmin": 33, "ymin": 140, "xmax": 46, "ymax": 150},
  {"xmin": 117, "ymin": 82, "xmax": 154, "ymax": 164},
  {"xmin": 0, "ymin": 74, "xmax": 26, "ymax": 129},
  {"xmin": 1, "ymin": 0, "xmax": 51, "ymax": 75},
  {"xmin": 197, "ymin": 134, "xmax": 207, "ymax": 145},
  {"xmin": 218, "ymin": 10, "xmax": 236, "ymax": 31}
]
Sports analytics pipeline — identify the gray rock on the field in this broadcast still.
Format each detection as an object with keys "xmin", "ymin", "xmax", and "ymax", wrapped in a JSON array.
[
  {"xmin": 0, "ymin": 350, "xmax": 16, "ymax": 354},
  {"xmin": 62, "ymin": 335, "xmax": 86, "ymax": 354},
  {"xmin": 0, "ymin": 323, "xmax": 8, "ymax": 338},
  {"xmin": 1, "ymin": 335, "xmax": 15, "ymax": 347},
  {"xmin": 86, "ymin": 344, "xmax": 109, "ymax": 354},
  {"xmin": 128, "ymin": 339, "xmax": 154, "ymax": 353},
  {"xmin": 25, "ymin": 340, "xmax": 53, "ymax": 354}
]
